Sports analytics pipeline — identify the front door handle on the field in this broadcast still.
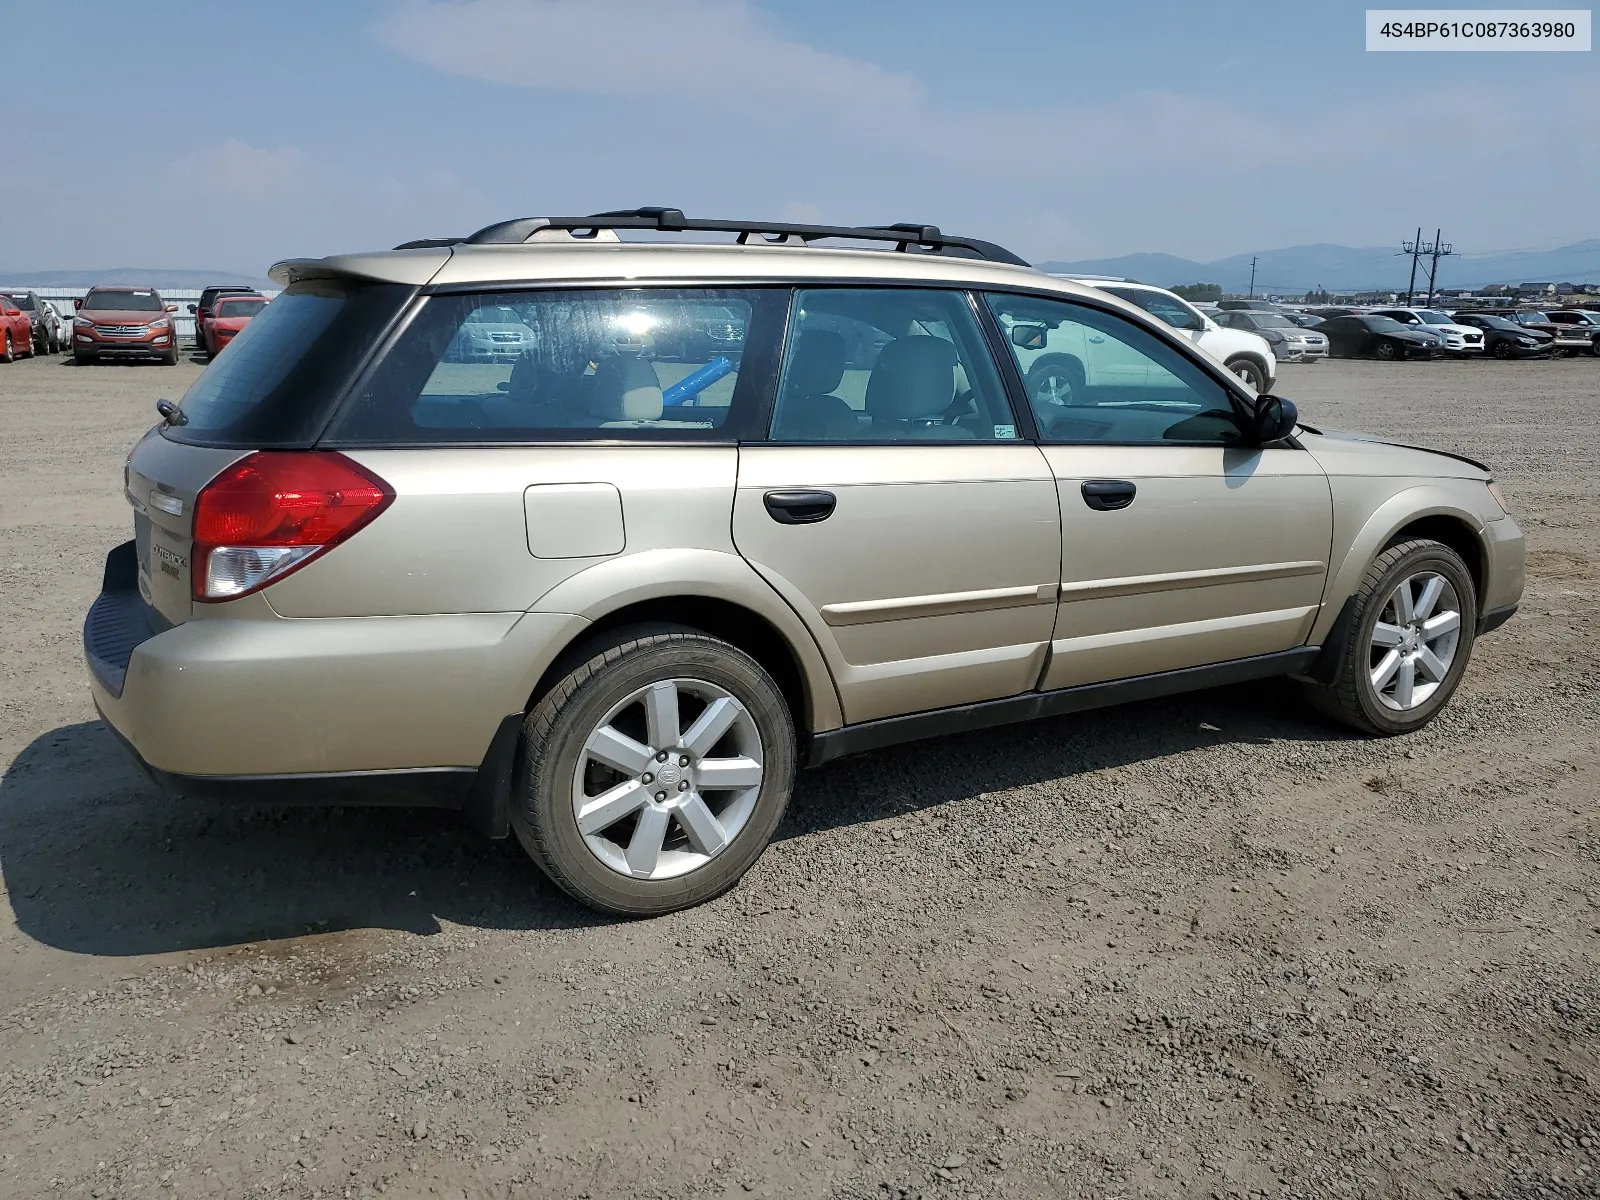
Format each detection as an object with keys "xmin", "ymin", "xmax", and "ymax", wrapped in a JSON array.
[
  {"xmin": 1081, "ymin": 479, "xmax": 1136, "ymax": 511},
  {"xmin": 764, "ymin": 489, "xmax": 837, "ymax": 525}
]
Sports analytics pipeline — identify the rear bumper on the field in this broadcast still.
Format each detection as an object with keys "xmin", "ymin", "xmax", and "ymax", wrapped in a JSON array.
[{"xmin": 84, "ymin": 541, "xmax": 586, "ymax": 784}]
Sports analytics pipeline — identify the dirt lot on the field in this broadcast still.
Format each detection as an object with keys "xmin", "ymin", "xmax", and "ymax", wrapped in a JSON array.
[{"xmin": 1, "ymin": 350, "xmax": 1596, "ymax": 1200}]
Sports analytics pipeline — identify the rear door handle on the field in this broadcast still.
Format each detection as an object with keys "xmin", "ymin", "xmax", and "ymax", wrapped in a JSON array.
[
  {"xmin": 1081, "ymin": 479, "xmax": 1136, "ymax": 511},
  {"xmin": 763, "ymin": 489, "xmax": 836, "ymax": 525}
]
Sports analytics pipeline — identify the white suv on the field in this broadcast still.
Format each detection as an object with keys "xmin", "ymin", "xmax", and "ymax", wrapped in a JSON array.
[
  {"xmin": 1057, "ymin": 279, "xmax": 1277, "ymax": 393},
  {"xmin": 1370, "ymin": 308, "xmax": 1485, "ymax": 355}
]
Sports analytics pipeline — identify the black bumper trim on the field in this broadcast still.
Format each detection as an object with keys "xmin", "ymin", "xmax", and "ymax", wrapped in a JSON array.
[
  {"xmin": 806, "ymin": 646, "xmax": 1319, "ymax": 767},
  {"xmin": 1477, "ymin": 604, "xmax": 1517, "ymax": 636},
  {"xmin": 96, "ymin": 709, "xmax": 479, "ymax": 809},
  {"xmin": 83, "ymin": 542, "xmax": 157, "ymax": 699}
]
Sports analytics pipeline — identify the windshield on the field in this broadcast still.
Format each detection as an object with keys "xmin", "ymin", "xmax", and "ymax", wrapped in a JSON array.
[
  {"xmin": 1475, "ymin": 316, "xmax": 1519, "ymax": 331},
  {"xmin": 84, "ymin": 290, "xmax": 163, "ymax": 312},
  {"xmin": 215, "ymin": 298, "xmax": 266, "ymax": 318},
  {"xmin": 1417, "ymin": 311, "xmax": 1452, "ymax": 324},
  {"xmin": 1520, "ymin": 312, "xmax": 1551, "ymax": 323},
  {"xmin": 170, "ymin": 280, "xmax": 413, "ymax": 447},
  {"xmin": 1364, "ymin": 317, "xmax": 1408, "ymax": 332}
]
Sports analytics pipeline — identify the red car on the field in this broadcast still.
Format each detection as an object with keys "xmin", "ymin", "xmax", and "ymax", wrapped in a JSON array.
[
  {"xmin": 72, "ymin": 287, "xmax": 181, "ymax": 364},
  {"xmin": 204, "ymin": 294, "xmax": 267, "ymax": 357},
  {"xmin": 0, "ymin": 294, "xmax": 34, "ymax": 363}
]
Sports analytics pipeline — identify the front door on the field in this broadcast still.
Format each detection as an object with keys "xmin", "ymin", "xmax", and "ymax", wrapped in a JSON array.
[
  {"xmin": 733, "ymin": 287, "xmax": 1062, "ymax": 724},
  {"xmin": 985, "ymin": 292, "xmax": 1333, "ymax": 691}
]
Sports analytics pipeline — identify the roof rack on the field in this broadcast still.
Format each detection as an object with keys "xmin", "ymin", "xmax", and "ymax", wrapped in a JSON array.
[{"xmin": 394, "ymin": 207, "xmax": 1030, "ymax": 267}]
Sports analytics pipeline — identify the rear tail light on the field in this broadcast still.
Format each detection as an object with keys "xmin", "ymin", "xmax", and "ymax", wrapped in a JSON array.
[{"xmin": 192, "ymin": 452, "xmax": 393, "ymax": 601}]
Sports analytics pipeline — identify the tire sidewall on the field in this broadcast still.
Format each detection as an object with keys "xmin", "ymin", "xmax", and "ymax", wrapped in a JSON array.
[
  {"xmin": 1227, "ymin": 359, "xmax": 1264, "ymax": 392},
  {"xmin": 1348, "ymin": 545, "xmax": 1478, "ymax": 734},
  {"xmin": 516, "ymin": 635, "xmax": 796, "ymax": 916}
]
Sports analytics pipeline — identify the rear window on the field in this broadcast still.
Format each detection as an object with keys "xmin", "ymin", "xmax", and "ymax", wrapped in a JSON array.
[
  {"xmin": 324, "ymin": 288, "xmax": 785, "ymax": 445},
  {"xmin": 215, "ymin": 298, "xmax": 266, "ymax": 318},
  {"xmin": 86, "ymin": 290, "xmax": 163, "ymax": 312},
  {"xmin": 166, "ymin": 280, "xmax": 413, "ymax": 448},
  {"xmin": 6, "ymin": 293, "xmax": 35, "ymax": 310}
]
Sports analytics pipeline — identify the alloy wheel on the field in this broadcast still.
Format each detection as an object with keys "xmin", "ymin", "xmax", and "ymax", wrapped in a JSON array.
[
  {"xmin": 1368, "ymin": 571, "xmax": 1461, "ymax": 712},
  {"xmin": 572, "ymin": 678, "xmax": 764, "ymax": 880}
]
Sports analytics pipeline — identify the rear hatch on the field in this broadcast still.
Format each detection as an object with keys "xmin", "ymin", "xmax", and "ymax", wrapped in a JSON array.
[{"xmin": 123, "ymin": 276, "xmax": 421, "ymax": 627}]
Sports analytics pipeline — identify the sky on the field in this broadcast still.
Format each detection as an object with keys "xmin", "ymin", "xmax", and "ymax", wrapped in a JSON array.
[{"xmin": 2, "ymin": 0, "xmax": 1596, "ymax": 274}]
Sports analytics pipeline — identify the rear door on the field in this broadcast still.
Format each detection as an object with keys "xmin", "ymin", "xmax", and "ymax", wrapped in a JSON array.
[
  {"xmin": 733, "ymin": 287, "xmax": 1061, "ymax": 724},
  {"xmin": 985, "ymin": 292, "xmax": 1333, "ymax": 690}
]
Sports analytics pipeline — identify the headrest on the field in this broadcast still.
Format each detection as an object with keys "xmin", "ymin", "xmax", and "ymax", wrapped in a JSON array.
[
  {"xmin": 786, "ymin": 330, "xmax": 846, "ymax": 396},
  {"xmin": 865, "ymin": 336, "xmax": 958, "ymax": 421},
  {"xmin": 589, "ymin": 356, "xmax": 663, "ymax": 422}
]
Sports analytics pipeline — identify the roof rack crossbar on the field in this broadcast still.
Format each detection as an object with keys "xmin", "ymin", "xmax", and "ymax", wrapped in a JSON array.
[{"xmin": 441, "ymin": 208, "xmax": 1029, "ymax": 266}]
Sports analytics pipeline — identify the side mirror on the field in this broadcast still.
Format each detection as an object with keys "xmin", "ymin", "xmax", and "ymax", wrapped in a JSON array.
[
  {"xmin": 1010, "ymin": 323, "xmax": 1048, "ymax": 351},
  {"xmin": 73, "ymin": 298, "xmax": 82, "ymax": 310},
  {"xmin": 1248, "ymin": 394, "xmax": 1298, "ymax": 444},
  {"xmin": 166, "ymin": 304, "xmax": 178, "ymax": 313},
  {"xmin": 187, "ymin": 304, "xmax": 198, "ymax": 313}
]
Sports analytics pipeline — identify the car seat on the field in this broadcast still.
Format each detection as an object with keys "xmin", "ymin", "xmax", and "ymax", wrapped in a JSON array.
[
  {"xmin": 773, "ymin": 330, "xmax": 858, "ymax": 440},
  {"xmin": 864, "ymin": 336, "xmax": 973, "ymax": 439}
]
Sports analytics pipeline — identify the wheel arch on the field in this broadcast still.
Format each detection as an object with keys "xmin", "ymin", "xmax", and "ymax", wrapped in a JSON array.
[{"xmin": 1310, "ymin": 489, "xmax": 1490, "ymax": 647}]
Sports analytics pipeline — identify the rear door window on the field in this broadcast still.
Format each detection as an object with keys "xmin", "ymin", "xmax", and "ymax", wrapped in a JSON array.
[{"xmin": 325, "ymin": 288, "xmax": 785, "ymax": 444}]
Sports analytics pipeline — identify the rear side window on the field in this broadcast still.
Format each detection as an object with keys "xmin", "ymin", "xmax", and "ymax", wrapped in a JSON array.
[
  {"xmin": 325, "ymin": 288, "xmax": 785, "ymax": 445},
  {"xmin": 168, "ymin": 281, "xmax": 413, "ymax": 448}
]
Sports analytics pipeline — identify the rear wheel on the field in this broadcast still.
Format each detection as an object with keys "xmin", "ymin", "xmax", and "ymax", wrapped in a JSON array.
[
  {"xmin": 513, "ymin": 627, "xmax": 796, "ymax": 916},
  {"xmin": 1302, "ymin": 538, "xmax": 1477, "ymax": 736},
  {"xmin": 1024, "ymin": 355, "xmax": 1085, "ymax": 408}
]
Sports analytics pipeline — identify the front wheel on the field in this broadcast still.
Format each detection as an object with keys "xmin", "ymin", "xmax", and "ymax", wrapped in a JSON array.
[
  {"xmin": 1491, "ymin": 340, "xmax": 1515, "ymax": 360},
  {"xmin": 1025, "ymin": 355, "xmax": 1085, "ymax": 408},
  {"xmin": 513, "ymin": 627, "xmax": 797, "ymax": 916},
  {"xmin": 1374, "ymin": 341, "xmax": 1399, "ymax": 361},
  {"xmin": 1225, "ymin": 357, "xmax": 1266, "ymax": 393},
  {"xmin": 1, "ymin": 332, "xmax": 12, "ymax": 363},
  {"xmin": 1302, "ymin": 538, "xmax": 1478, "ymax": 736}
]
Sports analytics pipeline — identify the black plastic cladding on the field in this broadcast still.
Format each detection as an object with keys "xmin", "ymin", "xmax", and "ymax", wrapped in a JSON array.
[{"xmin": 392, "ymin": 207, "xmax": 1031, "ymax": 267}]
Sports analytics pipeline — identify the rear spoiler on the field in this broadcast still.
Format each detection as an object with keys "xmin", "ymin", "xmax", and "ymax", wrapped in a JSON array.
[{"xmin": 269, "ymin": 248, "xmax": 453, "ymax": 289}]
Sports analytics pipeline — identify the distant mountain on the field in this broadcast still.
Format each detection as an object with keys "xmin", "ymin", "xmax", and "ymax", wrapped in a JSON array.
[
  {"xmin": 0, "ymin": 268, "xmax": 275, "ymax": 291},
  {"xmin": 1037, "ymin": 239, "xmax": 1600, "ymax": 295}
]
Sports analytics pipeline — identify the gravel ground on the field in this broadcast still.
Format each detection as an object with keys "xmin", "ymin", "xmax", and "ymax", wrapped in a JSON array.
[{"xmin": 1, "ymin": 350, "xmax": 1596, "ymax": 1200}]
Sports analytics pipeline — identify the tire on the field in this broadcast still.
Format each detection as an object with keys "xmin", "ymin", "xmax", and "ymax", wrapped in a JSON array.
[
  {"xmin": 161, "ymin": 347, "xmax": 179, "ymax": 365},
  {"xmin": 1224, "ymin": 357, "xmax": 1266, "ymax": 393},
  {"xmin": 1, "ymin": 331, "xmax": 11, "ymax": 363},
  {"xmin": 1374, "ymin": 340, "xmax": 1399, "ymax": 361},
  {"xmin": 1302, "ymin": 538, "xmax": 1478, "ymax": 736},
  {"xmin": 1491, "ymin": 340, "xmax": 1514, "ymax": 360},
  {"xmin": 512, "ymin": 627, "xmax": 797, "ymax": 917},
  {"xmin": 1024, "ymin": 355, "xmax": 1085, "ymax": 408}
]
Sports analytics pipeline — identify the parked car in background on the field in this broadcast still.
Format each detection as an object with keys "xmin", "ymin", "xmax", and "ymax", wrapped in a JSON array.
[
  {"xmin": 1284, "ymin": 311, "xmax": 1325, "ymax": 329},
  {"xmin": 188, "ymin": 285, "xmax": 260, "ymax": 349},
  {"xmin": 203, "ymin": 294, "xmax": 267, "ymax": 358},
  {"xmin": 0, "ymin": 294, "xmax": 35, "ymax": 362},
  {"xmin": 1071, "ymin": 279, "xmax": 1277, "ymax": 392},
  {"xmin": 444, "ymin": 303, "xmax": 538, "ymax": 361},
  {"xmin": 1450, "ymin": 312, "xmax": 1554, "ymax": 358},
  {"xmin": 1213, "ymin": 309, "xmax": 1328, "ymax": 363},
  {"xmin": 1479, "ymin": 309, "xmax": 1593, "ymax": 356},
  {"xmin": 1314, "ymin": 314, "xmax": 1440, "ymax": 360},
  {"xmin": 72, "ymin": 287, "xmax": 180, "ymax": 364},
  {"xmin": 1217, "ymin": 299, "xmax": 1290, "ymax": 315},
  {"xmin": 1544, "ymin": 310, "xmax": 1600, "ymax": 356},
  {"xmin": 2, "ymin": 289, "xmax": 65, "ymax": 353},
  {"xmin": 1369, "ymin": 308, "xmax": 1485, "ymax": 356}
]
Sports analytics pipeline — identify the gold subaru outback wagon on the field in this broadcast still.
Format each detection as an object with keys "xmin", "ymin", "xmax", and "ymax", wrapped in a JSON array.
[{"xmin": 85, "ymin": 208, "xmax": 1524, "ymax": 916}]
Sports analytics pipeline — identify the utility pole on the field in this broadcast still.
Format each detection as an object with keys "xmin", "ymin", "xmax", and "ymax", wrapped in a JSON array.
[
  {"xmin": 1248, "ymin": 256, "xmax": 1258, "ymax": 299},
  {"xmin": 1424, "ymin": 229, "xmax": 1454, "ymax": 306},
  {"xmin": 1402, "ymin": 227, "xmax": 1423, "ymax": 305}
]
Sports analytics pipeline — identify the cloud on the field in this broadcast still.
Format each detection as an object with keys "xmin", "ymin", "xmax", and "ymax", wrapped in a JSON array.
[
  {"xmin": 170, "ymin": 140, "xmax": 306, "ymax": 200},
  {"xmin": 377, "ymin": 0, "xmax": 922, "ymax": 113}
]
